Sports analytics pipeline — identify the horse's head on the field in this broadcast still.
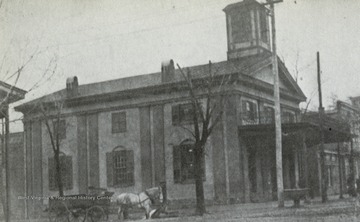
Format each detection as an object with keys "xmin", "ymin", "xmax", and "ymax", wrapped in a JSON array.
[{"xmin": 145, "ymin": 186, "xmax": 163, "ymax": 203}]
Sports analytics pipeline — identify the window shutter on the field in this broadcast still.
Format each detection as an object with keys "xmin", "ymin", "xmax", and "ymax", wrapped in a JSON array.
[
  {"xmin": 48, "ymin": 157, "xmax": 55, "ymax": 190},
  {"xmin": 242, "ymin": 101, "xmax": 247, "ymax": 112},
  {"xmin": 53, "ymin": 120, "xmax": 66, "ymax": 139},
  {"xmin": 172, "ymin": 105, "xmax": 180, "ymax": 125},
  {"xmin": 59, "ymin": 156, "xmax": 65, "ymax": 189},
  {"xmin": 60, "ymin": 120, "xmax": 66, "ymax": 139},
  {"xmin": 241, "ymin": 101, "xmax": 248, "ymax": 119},
  {"xmin": 111, "ymin": 113, "xmax": 118, "ymax": 133},
  {"xmin": 112, "ymin": 112, "xmax": 127, "ymax": 133},
  {"xmin": 173, "ymin": 146, "xmax": 181, "ymax": 183},
  {"xmin": 106, "ymin": 152, "xmax": 114, "ymax": 187},
  {"xmin": 250, "ymin": 102, "xmax": 256, "ymax": 120},
  {"xmin": 65, "ymin": 156, "xmax": 73, "ymax": 190},
  {"xmin": 126, "ymin": 150, "xmax": 134, "ymax": 186},
  {"xmin": 119, "ymin": 112, "xmax": 127, "ymax": 132}
]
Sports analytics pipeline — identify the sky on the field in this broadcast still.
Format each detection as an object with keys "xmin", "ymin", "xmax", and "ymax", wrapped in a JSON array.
[{"xmin": 1, "ymin": 0, "xmax": 360, "ymax": 131}]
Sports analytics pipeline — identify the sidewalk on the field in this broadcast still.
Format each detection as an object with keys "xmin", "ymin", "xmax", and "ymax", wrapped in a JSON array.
[
  {"xmin": 142, "ymin": 195, "xmax": 360, "ymax": 222},
  {"xmin": 4, "ymin": 195, "xmax": 360, "ymax": 221}
]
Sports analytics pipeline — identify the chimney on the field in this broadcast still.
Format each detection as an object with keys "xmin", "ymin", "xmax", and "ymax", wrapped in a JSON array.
[
  {"xmin": 350, "ymin": 96, "xmax": 360, "ymax": 108},
  {"xmin": 223, "ymin": 0, "xmax": 271, "ymax": 60},
  {"xmin": 161, "ymin": 59, "xmax": 175, "ymax": 83},
  {"xmin": 66, "ymin": 76, "xmax": 78, "ymax": 97}
]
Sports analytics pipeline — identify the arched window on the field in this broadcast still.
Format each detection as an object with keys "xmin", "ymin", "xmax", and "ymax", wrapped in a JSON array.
[
  {"xmin": 106, "ymin": 146, "xmax": 134, "ymax": 187},
  {"xmin": 48, "ymin": 152, "xmax": 73, "ymax": 191},
  {"xmin": 173, "ymin": 139, "xmax": 205, "ymax": 183}
]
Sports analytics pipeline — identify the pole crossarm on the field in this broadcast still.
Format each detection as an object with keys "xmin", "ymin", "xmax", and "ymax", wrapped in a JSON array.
[{"xmin": 262, "ymin": 0, "xmax": 283, "ymax": 5}]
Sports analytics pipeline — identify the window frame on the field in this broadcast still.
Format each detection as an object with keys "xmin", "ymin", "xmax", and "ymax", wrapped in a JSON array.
[
  {"xmin": 281, "ymin": 110, "xmax": 296, "ymax": 123},
  {"xmin": 263, "ymin": 106, "xmax": 275, "ymax": 124},
  {"xmin": 53, "ymin": 119, "xmax": 66, "ymax": 140},
  {"xmin": 173, "ymin": 143, "xmax": 206, "ymax": 184},
  {"xmin": 230, "ymin": 9, "xmax": 251, "ymax": 43},
  {"xmin": 172, "ymin": 103, "xmax": 202, "ymax": 126},
  {"xmin": 111, "ymin": 112, "xmax": 127, "ymax": 134},
  {"xmin": 259, "ymin": 9, "xmax": 269, "ymax": 43},
  {"xmin": 241, "ymin": 99, "xmax": 258, "ymax": 124},
  {"xmin": 106, "ymin": 148, "xmax": 134, "ymax": 188}
]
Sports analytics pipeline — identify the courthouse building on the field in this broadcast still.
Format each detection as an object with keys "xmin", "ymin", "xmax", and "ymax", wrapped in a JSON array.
[{"xmin": 14, "ymin": 0, "xmax": 325, "ymax": 217}]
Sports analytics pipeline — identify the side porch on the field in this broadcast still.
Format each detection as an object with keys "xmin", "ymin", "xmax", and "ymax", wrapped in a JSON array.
[
  {"xmin": 237, "ymin": 116, "xmax": 353, "ymax": 203},
  {"xmin": 238, "ymin": 123, "xmax": 310, "ymax": 202}
]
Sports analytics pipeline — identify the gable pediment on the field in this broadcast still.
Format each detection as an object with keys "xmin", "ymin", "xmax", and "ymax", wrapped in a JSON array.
[
  {"xmin": 248, "ymin": 57, "xmax": 306, "ymax": 101},
  {"xmin": 252, "ymin": 66, "xmax": 289, "ymax": 90}
]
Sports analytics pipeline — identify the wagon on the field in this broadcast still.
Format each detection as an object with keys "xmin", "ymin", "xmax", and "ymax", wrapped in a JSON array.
[{"xmin": 47, "ymin": 190, "xmax": 114, "ymax": 222}]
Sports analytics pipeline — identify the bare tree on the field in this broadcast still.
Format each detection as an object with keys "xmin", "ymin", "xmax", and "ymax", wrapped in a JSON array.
[
  {"xmin": 40, "ymin": 99, "xmax": 66, "ymax": 196},
  {"xmin": 176, "ymin": 61, "xmax": 230, "ymax": 215},
  {"xmin": 327, "ymin": 93, "xmax": 338, "ymax": 110},
  {"xmin": 0, "ymin": 47, "xmax": 50, "ymax": 221}
]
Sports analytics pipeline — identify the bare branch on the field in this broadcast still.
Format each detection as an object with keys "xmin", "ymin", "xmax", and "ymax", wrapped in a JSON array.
[
  {"xmin": 27, "ymin": 57, "xmax": 57, "ymax": 93},
  {"xmin": 207, "ymin": 95, "xmax": 226, "ymax": 137},
  {"xmin": 4, "ymin": 48, "xmax": 39, "ymax": 82},
  {"xmin": 40, "ymin": 104, "xmax": 57, "ymax": 153},
  {"xmin": 177, "ymin": 64, "xmax": 205, "ymax": 123},
  {"xmin": 0, "ymin": 65, "xmax": 22, "ymax": 108},
  {"xmin": 178, "ymin": 124, "xmax": 196, "ymax": 138}
]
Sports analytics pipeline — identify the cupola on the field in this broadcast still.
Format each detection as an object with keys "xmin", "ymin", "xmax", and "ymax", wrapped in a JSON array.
[{"xmin": 223, "ymin": 0, "xmax": 270, "ymax": 60}]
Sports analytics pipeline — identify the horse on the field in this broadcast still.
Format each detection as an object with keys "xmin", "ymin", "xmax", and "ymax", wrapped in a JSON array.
[{"xmin": 113, "ymin": 186, "xmax": 163, "ymax": 220}]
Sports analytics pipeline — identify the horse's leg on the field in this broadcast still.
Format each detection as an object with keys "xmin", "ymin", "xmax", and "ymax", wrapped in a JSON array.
[
  {"xmin": 144, "ymin": 205, "xmax": 151, "ymax": 219},
  {"xmin": 123, "ymin": 206, "xmax": 129, "ymax": 220},
  {"xmin": 144, "ymin": 210, "xmax": 149, "ymax": 219},
  {"xmin": 118, "ymin": 206, "xmax": 122, "ymax": 220}
]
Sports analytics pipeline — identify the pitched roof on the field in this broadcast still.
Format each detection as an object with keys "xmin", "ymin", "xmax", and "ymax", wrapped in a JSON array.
[
  {"xmin": 302, "ymin": 111, "xmax": 353, "ymax": 143},
  {"xmin": 0, "ymin": 81, "xmax": 26, "ymax": 104},
  {"xmin": 15, "ymin": 53, "xmax": 306, "ymax": 112}
]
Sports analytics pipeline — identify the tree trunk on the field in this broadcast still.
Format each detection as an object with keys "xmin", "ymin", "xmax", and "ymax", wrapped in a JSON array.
[
  {"xmin": 54, "ymin": 151, "xmax": 64, "ymax": 197},
  {"xmin": 194, "ymin": 146, "xmax": 205, "ymax": 215}
]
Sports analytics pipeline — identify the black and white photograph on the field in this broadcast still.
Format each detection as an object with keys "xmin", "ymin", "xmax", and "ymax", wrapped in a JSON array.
[{"xmin": 1, "ymin": 0, "xmax": 360, "ymax": 221}]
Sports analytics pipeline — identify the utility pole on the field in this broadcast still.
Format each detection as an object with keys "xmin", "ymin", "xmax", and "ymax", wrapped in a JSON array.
[
  {"xmin": 317, "ymin": 51, "xmax": 327, "ymax": 202},
  {"xmin": 4, "ymin": 106, "xmax": 10, "ymax": 222},
  {"xmin": 264, "ymin": 0, "xmax": 284, "ymax": 207},
  {"xmin": 0, "ymin": 120, "xmax": 4, "ymax": 221}
]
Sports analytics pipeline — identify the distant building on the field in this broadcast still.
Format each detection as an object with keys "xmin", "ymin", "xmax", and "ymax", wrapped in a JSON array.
[
  {"xmin": 0, "ymin": 132, "xmax": 25, "ymax": 220},
  {"xmin": 14, "ymin": 0, "xmax": 347, "ymax": 218},
  {"xmin": 0, "ymin": 81, "xmax": 26, "ymax": 221},
  {"xmin": 302, "ymin": 98, "xmax": 360, "ymax": 198}
]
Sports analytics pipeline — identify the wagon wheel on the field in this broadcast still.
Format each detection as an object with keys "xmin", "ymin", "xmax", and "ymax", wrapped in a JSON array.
[
  {"xmin": 48, "ymin": 206, "xmax": 58, "ymax": 222},
  {"xmin": 55, "ymin": 210, "xmax": 71, "ymax": 222},
  {"xmin": 48, "ymin": 203, "xmax": 71, "ymax": 222},
  {"xmin": 86, "ymin": 206, "xmax": 106, "ymax": 222},
  {"xmin": 68, "ymin": 208, "xmax": 87, "ymax": 222}
]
